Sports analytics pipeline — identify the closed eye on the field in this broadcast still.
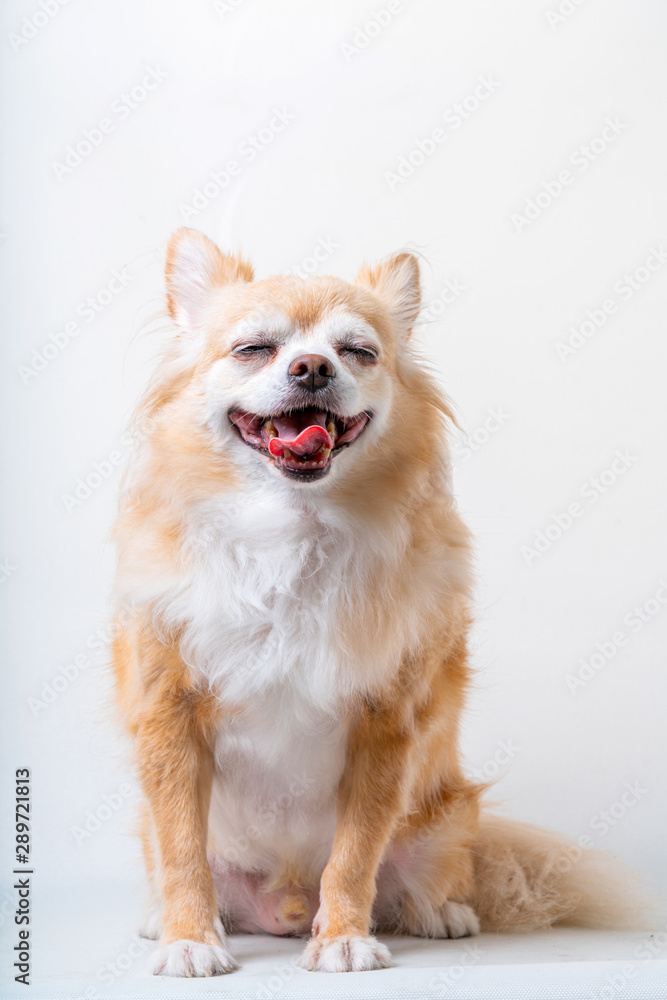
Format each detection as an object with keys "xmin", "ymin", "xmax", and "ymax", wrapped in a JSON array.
[
  {"xmin": 337, "ymin": 345, "xmax": 379, "ymax": 363},
  {"xmin": 232, "ymin": 343, "xmax": 278, "ymax": 357}
]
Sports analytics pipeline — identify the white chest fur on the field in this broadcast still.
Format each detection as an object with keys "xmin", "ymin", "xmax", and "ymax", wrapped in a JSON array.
[{"xmin": 159, "ymin": 488, "xmax": 414, "ymax": 711}]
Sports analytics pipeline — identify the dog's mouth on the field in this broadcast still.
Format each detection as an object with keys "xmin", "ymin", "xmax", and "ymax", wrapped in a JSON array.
[{"xmin": 229, "ymin": 408, "xmax": 371, "ymax": 481}]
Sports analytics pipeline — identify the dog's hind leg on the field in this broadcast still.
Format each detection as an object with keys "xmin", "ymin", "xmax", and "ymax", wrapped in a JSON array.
[
  {"xmin": 384, "ymin": 784, "xmax": 481, "ymax": 938},
  {"xmin": 373, "ymin": 632, "xmax": 483, "ymax": 940}
]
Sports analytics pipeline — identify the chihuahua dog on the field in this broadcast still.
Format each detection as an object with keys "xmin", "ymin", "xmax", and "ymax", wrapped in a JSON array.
[{"xmin": 112, "ymin": 228, "xmax": 644, "ymax": 976}]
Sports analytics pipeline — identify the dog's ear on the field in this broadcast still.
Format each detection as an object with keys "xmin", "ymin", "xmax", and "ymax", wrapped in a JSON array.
[
  {"xmin": 165, "ymin": 228, "xmax": 254, "ymax": 331},
  {"xmin": 355, "ymin": 253, "xmax": 421, "ymax": 337}
]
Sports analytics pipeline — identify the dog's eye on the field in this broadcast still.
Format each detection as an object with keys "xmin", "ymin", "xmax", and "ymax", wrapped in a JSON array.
[
  {"xmin": 338, "ymin": 345, "xmax": 379, "ymax": 363},
  {"xmin": 232, "ymin": 343, "xmax": 277, "ymax": 357}
]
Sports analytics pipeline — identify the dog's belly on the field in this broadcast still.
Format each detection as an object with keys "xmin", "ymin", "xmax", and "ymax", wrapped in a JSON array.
[{"xmin": 207, "ymin": 696, "xmax": 347, "ymax": 931}]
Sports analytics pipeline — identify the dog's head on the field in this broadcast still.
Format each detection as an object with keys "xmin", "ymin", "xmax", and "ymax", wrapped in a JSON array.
[{"xmin": 152, "ymin": 228, "xmax": 446, "ymax": 497}]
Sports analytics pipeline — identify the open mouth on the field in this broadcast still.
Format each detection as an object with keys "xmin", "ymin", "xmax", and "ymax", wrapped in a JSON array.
[{"xmin": 229, "ymin": 408, "xmax": 371, "ymax": 481}]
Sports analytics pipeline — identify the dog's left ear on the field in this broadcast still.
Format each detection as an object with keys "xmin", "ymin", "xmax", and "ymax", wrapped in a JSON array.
[{"xmin": 355, "ymin": 253, "xmax": 421, "ymax": 338}]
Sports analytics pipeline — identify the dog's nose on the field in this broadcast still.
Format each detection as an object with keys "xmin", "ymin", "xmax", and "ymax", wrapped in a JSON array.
[{"xmin": 288, "ymin": 354, "xmax": 335, "ymax": 391}]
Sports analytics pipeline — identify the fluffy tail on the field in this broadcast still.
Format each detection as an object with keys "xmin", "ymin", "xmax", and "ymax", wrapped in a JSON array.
[{"xmin": 471, "ymin": 814, "xmax": 657, "ymax": 932}]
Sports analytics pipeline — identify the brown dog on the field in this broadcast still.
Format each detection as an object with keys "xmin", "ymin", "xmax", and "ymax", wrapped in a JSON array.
[{"xmin": 112, "ymin": 228, "xmax": 645, "ymax": 975}]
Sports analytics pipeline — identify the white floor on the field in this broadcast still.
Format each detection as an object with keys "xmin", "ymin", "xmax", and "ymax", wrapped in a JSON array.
[{"xmin": 2, "ymin": 880, "xmax": 666, "ymax": 999}]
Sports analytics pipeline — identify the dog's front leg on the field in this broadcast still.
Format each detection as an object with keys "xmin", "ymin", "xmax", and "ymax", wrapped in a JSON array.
[
  {"xmin": 300, "ymin": 700, "xmax": 411, "ymax": 973},
  {"xmin": 135, "ymin": 679, "xmax": 237, "ymax": 978}
]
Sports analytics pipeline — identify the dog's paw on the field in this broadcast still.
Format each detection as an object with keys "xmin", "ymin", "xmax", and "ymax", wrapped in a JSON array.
[
  {"xmin": 403, "ymin": 899, "xmax": 480, "ymax": 938},
  {"xmin": 151, "ymin": 939, "xmax": 238, "ymax": 977},
  {"xmin": 138, "ymin": 902, "xmax": 162, "ymax": 940},
  {"xmin": 407, "ymin": 900, "xmax": 480, "ymax": 939},
  {"xmin": 436, "ymin": 901, "xmax": 480, "ymax": 938},
  {"xmin": 299, "ymin": 934, "xmax": 391, "ymax": 973}
]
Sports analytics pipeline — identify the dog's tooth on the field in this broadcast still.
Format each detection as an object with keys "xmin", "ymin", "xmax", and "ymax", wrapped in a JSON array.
[
  {"xmin": 283, "ymin": 447, "xmax": 292, "ymax": 460},
  {"xmin": 326, "ymin": 420, "xmax": 336, "ymax": 440},
  {"xmin": 264, "ymin": 419, "xmax": 277, "ymax": 439}
]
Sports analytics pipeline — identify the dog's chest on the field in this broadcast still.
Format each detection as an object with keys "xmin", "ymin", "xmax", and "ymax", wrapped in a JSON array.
[{"xmin": 176, "ymin": 494, "xmax": 390, "ymax": 709}]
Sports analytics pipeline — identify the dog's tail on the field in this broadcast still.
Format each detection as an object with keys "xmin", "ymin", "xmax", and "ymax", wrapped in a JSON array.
[{"xmin": 471, "ymin": 813, "xmax": 657, "ymax": 932}]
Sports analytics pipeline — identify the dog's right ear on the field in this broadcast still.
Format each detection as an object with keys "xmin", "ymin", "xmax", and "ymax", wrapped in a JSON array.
[
  {"xmin": 165, "ymin": 228, "xmax": 254, "ymax": 331},
  {"xmin": 355, "ymin": 252, "xmax": 421, "ymax": 339}
]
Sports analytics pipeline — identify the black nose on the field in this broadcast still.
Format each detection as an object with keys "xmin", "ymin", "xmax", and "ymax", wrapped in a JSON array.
[{"xmin": 288, "ymin": 354, "xmax": 335, "ymax": 391}]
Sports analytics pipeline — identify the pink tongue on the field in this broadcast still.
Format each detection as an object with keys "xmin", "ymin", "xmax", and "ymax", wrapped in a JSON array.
[{"xmin": 269, "ymin": 425, "xmax": 332, "ymax": 458}]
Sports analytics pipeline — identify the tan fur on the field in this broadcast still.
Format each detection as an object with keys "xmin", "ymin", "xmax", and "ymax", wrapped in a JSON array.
[
  {"xmin": 472, "ymin": 815, "xmax": 652, "ymax": 933},
  {"xmin": 112, "ymin": 229, "xmax": 653, "ymax": 977},
  {"xmin": 117, "ymin": 622, "xmax": 223, "ymax": 947}
]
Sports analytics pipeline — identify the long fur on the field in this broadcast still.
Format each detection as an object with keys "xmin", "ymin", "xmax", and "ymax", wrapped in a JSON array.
[
  {"xmin": 473, "ymin": 815, "xmax": 651, "ymax": 932},
  {"xmin": 112, "ymin": 228, "xmax": 653, "ymax": 978}
]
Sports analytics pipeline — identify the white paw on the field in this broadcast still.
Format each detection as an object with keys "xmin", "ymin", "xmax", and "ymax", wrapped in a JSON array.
[
  {"xmin": 139, "ymin": 902, "xmax": 162, "ymax": 940},
  {"xmin": 405, "ymin": 899, "xmax": 480, "ymax": 938},
  {"xmin": 299, "ymin": 935, "xmax": 392, "ymax": 973},
  {"xmin": 151, "ymin": 939, "xmax": 238, "ymax": 977},
  {"xmin": 434, "ymin": 901, "xmax": 480, "ymax": 939}
]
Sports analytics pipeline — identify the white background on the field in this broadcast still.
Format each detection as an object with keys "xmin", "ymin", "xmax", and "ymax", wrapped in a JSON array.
[{"xmin": 1, "ymin": 0, "xmax": 666, "ymax": 917}]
